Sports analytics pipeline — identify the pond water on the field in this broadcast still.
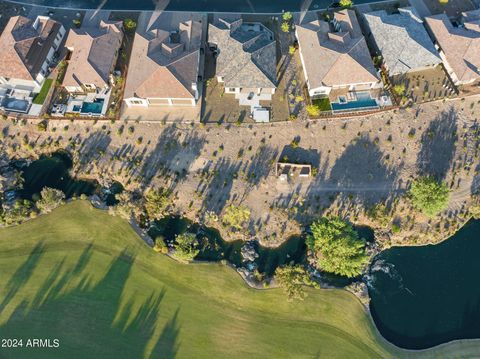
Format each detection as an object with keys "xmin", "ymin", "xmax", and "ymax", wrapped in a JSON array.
[
  {"xmin": 14, "ymin": 151, "xmax": 96, "ymax": 200},
  {"xmin": 149, "ymin": 215, "xmax": 307, "ymax": 276},
  {"xmin": 368, "ymin": 219, "xmax": 480, "ymax": 349},
  {"xmin": 148, "ymin": 216, "xmax": 373, "ymax": 281}
]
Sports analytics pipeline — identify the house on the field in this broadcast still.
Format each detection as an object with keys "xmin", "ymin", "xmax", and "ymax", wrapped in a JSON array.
[
  {"xmin": 363, "ymin": 8, "xmax": 441, "ymax": 76},
  {"xmin": 123, "ymin": 12, "xmax": 204, "ymax": 108},
  {"xmin": 208, "ymin": 16, "xmax": 277, "ymax": 109},
  {"xmin": 63, "ymin": 20, "xmax": 123, "ymax": 94},
  {"xmin": 425, "ymin": 10, "xmax": 480, "ymax": 86},
  {"xmin": 0, "ymin": 15, "xmax": 65, "ymax": 114},
  {"xmin": 295, "ymin": 10, "xmax": 384, "ymax": 110}
]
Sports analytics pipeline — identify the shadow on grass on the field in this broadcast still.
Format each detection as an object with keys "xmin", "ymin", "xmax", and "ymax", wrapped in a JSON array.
[{"xmin": 0, "ymin": 246, "xmax": 180, "ymax": 358}]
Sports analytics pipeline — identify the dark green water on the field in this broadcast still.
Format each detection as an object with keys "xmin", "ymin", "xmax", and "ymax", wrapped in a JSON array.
[
  {"xmin": 149, "ymin": 216, "xmax": 306, "ymax": 276},
  {"xmin": 369, "ymin": 219, "xmax": 480, "ymax": 349},
  {"xmin": 15, "ymin": 151, "xmax": 96, "ymax": 200}
]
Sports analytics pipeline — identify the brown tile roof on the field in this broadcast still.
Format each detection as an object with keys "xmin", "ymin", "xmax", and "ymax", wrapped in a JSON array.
[
  {"xmin": 0, "ymin": 16, "xmax": 62, "ymax": 82},
  {"xmin": 63, "ymin": 20, "xmax": 123, "ymax": 88},
  {"xmin": 425, "ymin": 11, "xmax": 480, "ymax": 83},
  {"xmin": 296, "ymin": 10, "xmax": 379, "ymax": 89},
  {"xmin": 124, "ymin": 12, "xmax": 203, "ymax": 100}
]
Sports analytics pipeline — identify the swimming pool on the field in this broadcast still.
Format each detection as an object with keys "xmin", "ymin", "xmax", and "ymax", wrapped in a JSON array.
[
  {"xmin": 2, "ymin": 98, "xmax": 30, "ymax": 113},
  {"xmin": 81, "ymin": 99, "xmax": 105, "ymax": 115},
  {"xmin": 331, "ymin": 92, "xmax": 378, "ymax": 112}
]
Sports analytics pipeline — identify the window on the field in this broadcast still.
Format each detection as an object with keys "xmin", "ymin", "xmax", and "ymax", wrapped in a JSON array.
[
  {"xmin": 130, "ymin": 100, "xmax": 143, "ymax": 105},
  {"xmin": 228, "ymin": 88, "xmax": 236, "ymax": 92}
]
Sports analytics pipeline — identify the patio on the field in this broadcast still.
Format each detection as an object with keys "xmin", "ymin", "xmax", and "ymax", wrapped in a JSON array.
[
  {"xmin": 0, "ymin": 87, "xmax": 43, "ymax": 115},
  {"xmin": 65, "ymin": 90, "xmax": 111, "ymax": 117}
]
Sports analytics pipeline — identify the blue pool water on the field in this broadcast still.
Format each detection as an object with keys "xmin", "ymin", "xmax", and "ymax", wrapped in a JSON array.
[
  {"xmin": 3, "ymin": 98, "xmax": 30, "ymax": 113},
  {"xmin": 331, "ymin": 93, "xmax": 378, "ymax": 112},
  {"xmin": 81, "ymin": 99, "xmax": 104, "ymax": 114}
]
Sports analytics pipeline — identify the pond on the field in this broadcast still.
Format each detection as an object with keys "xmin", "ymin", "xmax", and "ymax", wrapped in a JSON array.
[
  {"xmin": 148, "ymin": 215, "xmax": 306, "ymax": 277},
  {"xmin": 12, "ymin": 151, "xmax": 123, "ymax": 205},
  {"xmin": 14, "ymin": 151, "xmax": 96, "ymax": 200},
  {"xmin": 148, "ymin": 216, "xmax": 373, "ymax": 281},
  {"xmin": 368, "ymin": 219, "xmax": 480, "ymax": 349}
]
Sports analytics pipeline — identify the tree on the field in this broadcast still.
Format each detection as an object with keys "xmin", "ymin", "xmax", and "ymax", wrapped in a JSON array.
[
  {"xmin": 123, "ymin": 18, "xmax": 137, "ymax": 33},
  {"xmin": 306, "ymin": 104, "xmax": 321, "ymax": 117},
  {"xmin": 36, "ymin": 187, "xmax": 65, "ymax": 213},
  {"xmin": 275, "ymin": 264, "xmax": 318, "ymax": 301},
  {"xmin": 339, "ymin": 0, "xmax": 353, "ymax": 8},
  {"xmin": 282, "ymin": 12, "xmax": 293, "ymax": 22},
  {"xmin": 144, "ymin": 188, "xmax": 170, "ymax": 220},
  {"xmin": 306, "ymin": 217, "xmax": 368, "ymax": 277},
  {"xmin": 281, "ymin": 22, "xmax": 290, "ymax": 33},
  {"xmin": 392, "ymin": 84, "xmax": 406, "ymax": 97},
  {"xmin": 409, "ymin": 176, "xmax": 449, "ymax": 217},
  {"xmin": 222, "ymin": 205, "xmax": 250, "ymax": 230},
  {"xmin": 173, "ymin": 232, "xmax": 199, "ymax": 261}
]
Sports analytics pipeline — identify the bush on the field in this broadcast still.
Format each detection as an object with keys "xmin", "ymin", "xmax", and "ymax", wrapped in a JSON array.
[
  {"xmin": 144, "ymin": 188, "xmax": 170, "ymax": 220},
  {"xmin": 222, "ymin": 205, "xmax": 250, "ymax": 231},
  {"xmin": 392, "ymin": 84, "xmax": 406, "ymax": 97},
  {"xmin": 123, "ymin": 18, "xmax": 137, "ymax": 33},
  {"xmin": 409, "ymin": 177, "xmax": 449, "ymax": 217},
  {"xmin": 281, "ymin": 22, "xmax": 290, "ymax": 33},
  {"xmin": 306, "ymin": 104, "xmax": 321, "ymax": 117},
  {"xmin": 339, "ymin": 0, "xmax": 353, "ymax": 7},
  {"xmin": 306, "ymin": 217, "xmax": 368, "ymax": 277},
  {"xmin": 173, "ymin": 233, "xmax": 199, "ymax": 261},
  {"xmin": 36, "ymin": 187, "xmax": 65, "ymax": 213},
  {"xmin": 153, "ymin": 236, "xmax": 169, "ymax": 254},
  {"xmin": 37, "ymin": 120, "xmax": 48, "ymax": 132},
  {"xmin": 282, "ymin": 12, "xmax": 293, "ymax": 22},
  {"xmin": 275, "ymin": 264, "xmax": 318, "ymax": 301}
]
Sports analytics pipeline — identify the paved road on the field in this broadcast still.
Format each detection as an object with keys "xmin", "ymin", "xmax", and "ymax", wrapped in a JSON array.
[{"xmin": 6, "ymin": 0, "xmax": 392, "ymax": 12}]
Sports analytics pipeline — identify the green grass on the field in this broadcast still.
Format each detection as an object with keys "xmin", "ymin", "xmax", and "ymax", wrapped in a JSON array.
[
  {"xmin": 32, "ymin": 79, "xmax": 53, "ymax": 105},
  {"xmin": 0, "ymin": 201, "xmax": 476, "ymax": 358},
  {"xmin": 312, "ymin": 97, "xmax": 332, "ymax": 112}
]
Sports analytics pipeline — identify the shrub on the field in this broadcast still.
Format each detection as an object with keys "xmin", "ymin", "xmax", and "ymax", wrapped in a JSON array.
[
  {"xmin": 173, "ymin": 232, "xmax": 199, "ymax": 261},
  {"xmin": 282, "ymin": 12, "xmax": 293, "ymax": 22},
  {"xmin": 37, "ymin": 120, "xmax": 48, "ymax": 132},
  {"xmin": 392, "ymin": 84, "xmax": 406, "ymax": 97},
  {"xmin": 36, "ymin": 187, "xmax": 65, "ymax": 213},
  {"xmin": 281, "ymin": 22, "xmax": 290, "ymax": 33},
  {"xmin": 153, "ymin": 236, "xmax": 169, "ymax": 254},
  {"xmin": 409, "ymin": 177, "xmax": 449, "ymax": 217},
  {"xmin": 144, "ymin": 188, "xmax": 170, "ymax": 220},
  {"xmin": 339, "ymin": 0, "xmax": 353, "ymax": 8},
  {"xmin": 123, "ymin": 18, "xmax": 137, "ymax": 33},
  {"xmin": 222, "ymin": 205, "xmax": 250, "ymax": 231},
  {"xmin": 306, "ymin": 104, "xmax": 321, "ymax": 117}
]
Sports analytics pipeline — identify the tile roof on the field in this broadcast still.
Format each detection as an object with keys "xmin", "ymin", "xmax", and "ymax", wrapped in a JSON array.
[
  {"xmin": 296, "ymin": 10, "xmax": 379, "ymax": 89},
  {"xmin": 364, "ymin": 8, "xmax": 441, "ymax": 75},
  {"xmin": 63, "ymin": 20, "xmax": 123, "ymax": 88},
  {"xmin": 426, "ymin": 10, "xmax": 480, "ymax": 83},
  {"xmin": 0, "ymin": 16, "xmax": 62, "ymax": 82},
  {"xmin": 124, "ymin": 11, "xmax": 203, "ymax": 100},
  {"xmin": 208, "ymin": 16, "xmax": 276, "ymax": 89}
]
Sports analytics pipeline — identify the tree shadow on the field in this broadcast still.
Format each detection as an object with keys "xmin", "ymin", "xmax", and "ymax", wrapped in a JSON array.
[
  {"xmin": 0, "ymin": 248, "xmax": 180, "ymax": 358},
  {"xmin": 243, "ymin": 145, "xmax": 278, "ymax": 195},
  {"xmin": 199, "ymin": 157, "xmax": 241, "ymax": 215},
  {"xmin": 417, "ymin": 107, "xmax": 458, "ymax": 180},
  {"xmin": 141, "ymin": 125, "xmax": 205, "ymax": 190},
  {"xmin": 0, "ymin": 242, "xmax": 44, "ymax": 313},
  {"xmin": 315, "ymin": 135, "xmax": 400, "ymax": 210}
]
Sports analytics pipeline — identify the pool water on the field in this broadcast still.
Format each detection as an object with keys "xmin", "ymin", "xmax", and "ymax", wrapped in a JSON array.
[
  {"xmin": 81, "ymin": 99, "xmax": 104, "ymax": 114},
  {"xmin": 3, "ymin": 98, "xmax": 30, "ymax": 112},
  {"xmin": 332, "ymin": 92, "xmax": 378, "ymax": 111}
]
